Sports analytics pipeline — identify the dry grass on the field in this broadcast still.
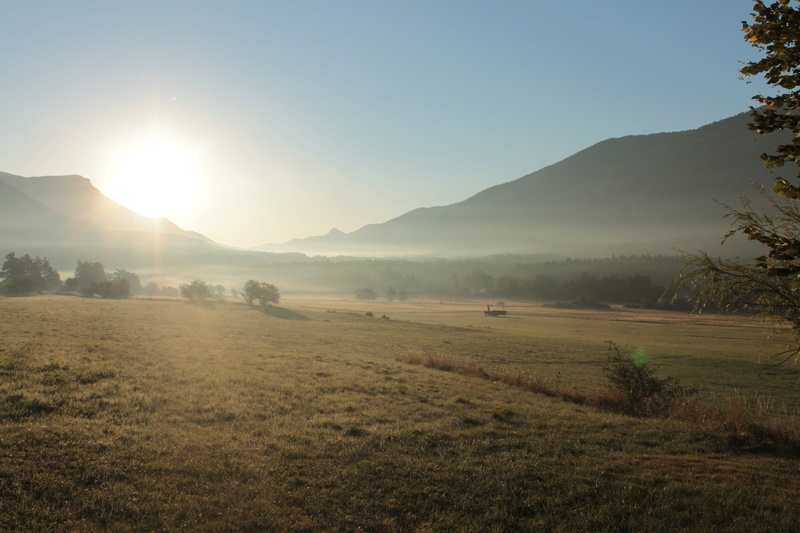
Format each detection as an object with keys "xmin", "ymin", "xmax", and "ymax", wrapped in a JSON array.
[
  {"xmin": 397, "ymin": 347, "xmax": 800, "ymax": 456},
  {"xmin": 1, "ymin": 295, "xmax": 800, "ymax": 531},
  {"xmin": 396, "ymin": 349, "xmax": 566, "ymax": 399}
]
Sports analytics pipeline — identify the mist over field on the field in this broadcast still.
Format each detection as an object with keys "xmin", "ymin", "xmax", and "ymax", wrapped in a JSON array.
[
  {"xmin": 0, "ymin": 111, "xmax": 778, "ymax": 297},
  {"xmin": 0, "ymin": 111, "xmax": 787, "ymax": 320},
  {"xmin": 5, "ymin": 1, "xmax": 800, "ymax": 530}
]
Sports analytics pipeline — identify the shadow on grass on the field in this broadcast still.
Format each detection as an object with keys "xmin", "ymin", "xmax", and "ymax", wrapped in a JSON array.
[{"xmin": 259, "ymin": 306, "xmax": 309, "ymax": 321}]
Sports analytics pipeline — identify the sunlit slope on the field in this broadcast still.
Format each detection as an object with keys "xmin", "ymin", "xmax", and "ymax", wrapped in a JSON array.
[
  {"xmin": 1, "ymin": 296, "xmax": 798, "ymax": 531},
  {"xmin": 0, "ymin": 172, "xmax": 214, "ymax": 243},
  {"xmin": 0, "ymin": 172, "xmax": 230, "ymax": 272},
  {"xmin": 259, "ymin": 112, "xmax": 779, "ymax": 256},
  {"xmin": 0, "ymin": 179, "xmax": 73, "ymax": 231}
]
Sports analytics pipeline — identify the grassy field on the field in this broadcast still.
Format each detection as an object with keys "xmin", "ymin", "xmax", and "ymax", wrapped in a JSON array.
[
  {"xmin": 1, "ymin": 295, "xmax": 799, "ymax": 531},
  {"xmin": 289, "ymin": 295, "xmax": 800, "ymax": 409}
]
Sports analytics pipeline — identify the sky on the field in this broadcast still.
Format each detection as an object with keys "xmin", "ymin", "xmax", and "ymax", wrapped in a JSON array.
[{"xmin": 0, "ymin": 1, "xmax": 772, "ymax": 248}]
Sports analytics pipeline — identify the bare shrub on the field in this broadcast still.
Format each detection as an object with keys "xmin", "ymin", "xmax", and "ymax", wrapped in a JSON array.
[{"xmin": 601, "ymin": 342, "xmax": 695, "ymax": 418}]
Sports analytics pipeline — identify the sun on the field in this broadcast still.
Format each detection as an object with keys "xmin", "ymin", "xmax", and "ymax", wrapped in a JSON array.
[{"xmin": 108, "ymin": 136, "xmax": 200, "ymax": 219}]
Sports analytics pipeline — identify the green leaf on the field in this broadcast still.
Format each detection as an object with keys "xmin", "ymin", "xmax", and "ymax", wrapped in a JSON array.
[{"xmin": 771, "ymin": 179, "xmax": 800, "ymax": 200}]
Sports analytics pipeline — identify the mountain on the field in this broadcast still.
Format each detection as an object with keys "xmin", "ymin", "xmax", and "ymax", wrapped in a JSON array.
[
  {"xmin": 0, "ymin": 172, "xmax": 226, "ymax": 273},
  {"xmin": 0, "ymin": 172, "xmax": 217, "ymax": 245},
  {"xmin": 254, "ymin": 112, "xmax": 781, "ymax": 257},
  {"xmin": 0, "ymin": 179, "xmax": 74, "ymax": 231}
]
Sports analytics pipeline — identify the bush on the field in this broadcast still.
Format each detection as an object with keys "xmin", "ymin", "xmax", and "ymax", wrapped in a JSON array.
[{"xmin": 602, "ymin": 342, "xmax": 694, "ymax": 417}]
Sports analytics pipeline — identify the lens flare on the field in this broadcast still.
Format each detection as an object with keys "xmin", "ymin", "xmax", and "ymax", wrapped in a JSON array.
[{"xmin": 632, "ymin": 347, "xmax": 650, "ymax": 367}]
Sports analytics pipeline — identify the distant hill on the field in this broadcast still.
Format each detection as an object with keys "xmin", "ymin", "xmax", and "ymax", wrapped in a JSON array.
[{"xmin": 254, "ymin": 112, "xmax": 780, "ymax": 257}]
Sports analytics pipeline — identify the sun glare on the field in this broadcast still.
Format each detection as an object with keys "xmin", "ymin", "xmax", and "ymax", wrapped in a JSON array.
[{"xmin": 108, "ymin": 136, "xmax": 200, "ymax": 219}]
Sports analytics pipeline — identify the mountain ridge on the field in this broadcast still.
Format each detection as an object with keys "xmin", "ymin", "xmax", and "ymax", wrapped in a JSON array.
[
  {"xmin": 0, "ymin": 172, "xmax": 218, "ymax": 245},
  {"xmin": 253, "ymin": 112, "xmax": 778, "ymax": 257},
  {"xmin": 0, "ymin": 172, "xmax": 228, "ymax": 272}
]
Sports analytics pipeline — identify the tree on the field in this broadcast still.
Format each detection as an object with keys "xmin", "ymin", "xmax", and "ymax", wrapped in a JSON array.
[
  {"xmin": 464, "ymin": 270, "xmax": 495, "ymax": 296},
  {"xmin": 180, "ymin": 279, "xmax": 212, "ymax": 303},
  {"xmin": 241, "ymin": 279, "xmax": 260, "ymax": 306},
  {"xmin": 256, "ymin": 283, "xmax": 280, "ymax": 307},
  {"xmin": 386, "ymin": 287, "xmax": 397, "ymax": 302},
  {"xmin": 41, "ymin": 258, "xmax": 62, "ymax": 291},
  {"xmin": 93, "ymin": 278, "xmax": 131, "ymax": 299},
  {"xmin": 64, "ymin": 260, "xmax": 107, "ymax": 292},
  {"xmin": 144, "ymin": 282, "xmax": 161, "ymax": 297},
  {"xmin": 355, "ymin": 287, "xmax": 377, "ymax": 301},
  {"xmin": 112, "ymin": 269, "xmax": 142, "ymax": 295},
  {"xmin": 162, "ymin": 286, "xmax": 180, "ymax": 297},
  {"xmin": 63, "ymin": 263, "xmax": 138, "ymax": 299},
  {"xmin": 679, "ymin": 0, "xmax": 800, "ymax": 362},
  {"xmin": 0, "ymin": 252, "xmax": 61, "ymax": 296},
  {"xmin": 241, "ymin": 279, "xmax": 280, "ymax": 307},
  {"xmin": 213, "ymin": 284, "xmax": 226, "ymax": 300},
  {"xmin": 397, "ymin": 289, "xmax": 409, "ymax": 302}
]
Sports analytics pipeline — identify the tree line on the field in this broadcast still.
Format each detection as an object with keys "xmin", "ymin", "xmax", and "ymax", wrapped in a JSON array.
[
  {"xmin": 0, "ymin": 252, "xmax": 61, "ymax": 296},
  {"xmin": 456, "ymin": 271, "xmax": 667, "ymax": 306},
  {"xmin": 355, "ymin": 287, "xmax": 410, "ymax": 302},
  {"xmin": 2, "ymin": 247, "xmax": 688, "ymax": 309},
  {"xmin": 0, "ymin": 251, "xmax": 280, "ymax": 307}
]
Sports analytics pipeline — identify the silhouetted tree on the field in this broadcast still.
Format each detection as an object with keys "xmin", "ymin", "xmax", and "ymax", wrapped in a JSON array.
[
  {"xmin": 355, "ymin": 287, "xmax": 377, "ymax": 301},
  {"xmin": 144, "ymin": 282, "xmax": 161, "ymax": 297},
  {"xmin": 63, "ymin": 264, "xmax": 139, "ymax": 299},
  {"xmin": 64, "ymin": 260, "xmax": 107, "ymax": 293},
  {"xmin": 0, "ymin": 252, "xmax": 61, "ymax": 296},
  {"xmin": 112, "ymin": 269, "xmax": 142, "ymax": 295},
  {"xmin": 528, "ymin": 274, "xmax": 560, "ymax": 300},
  {"xmin": 256, "ymin": 283, "xmax": 280, "ymax": 307},
  {"xmin": 495, "ymin": 275, "xmax": 520, "ymax": 298},
  {"xmin": 180, "ymin": 279, "xmax": 212, "ymax": 303},
  {"xmin": 92, "ymin": 278, "xmax": 131, "ymax": 299},
  {"xmin": 680, "ymin": 1, "xmax": 800, "ymax": 362},
  {"xmin": 213, "ymin": 284, "xmax": 226, "ymax": 300},
  {"xmin": 242, "ymin": 279, "xmax": 280, "ymax": 307},
  {"xmin": 464, "ymin": 270, "xmax": 495, "ymax": 296},
  {"xmin": 241, "ymin": 279, "xmax": 259, "ymax": 306},
  {"xmin": 162, "ymin": 286, "xmax": 180, "ymax": 297}
]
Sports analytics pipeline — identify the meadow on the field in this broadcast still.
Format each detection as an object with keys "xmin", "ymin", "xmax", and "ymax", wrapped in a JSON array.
[{"xmin": 1, "ymin": 295, "xmax": 799, "ymax": 531}]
